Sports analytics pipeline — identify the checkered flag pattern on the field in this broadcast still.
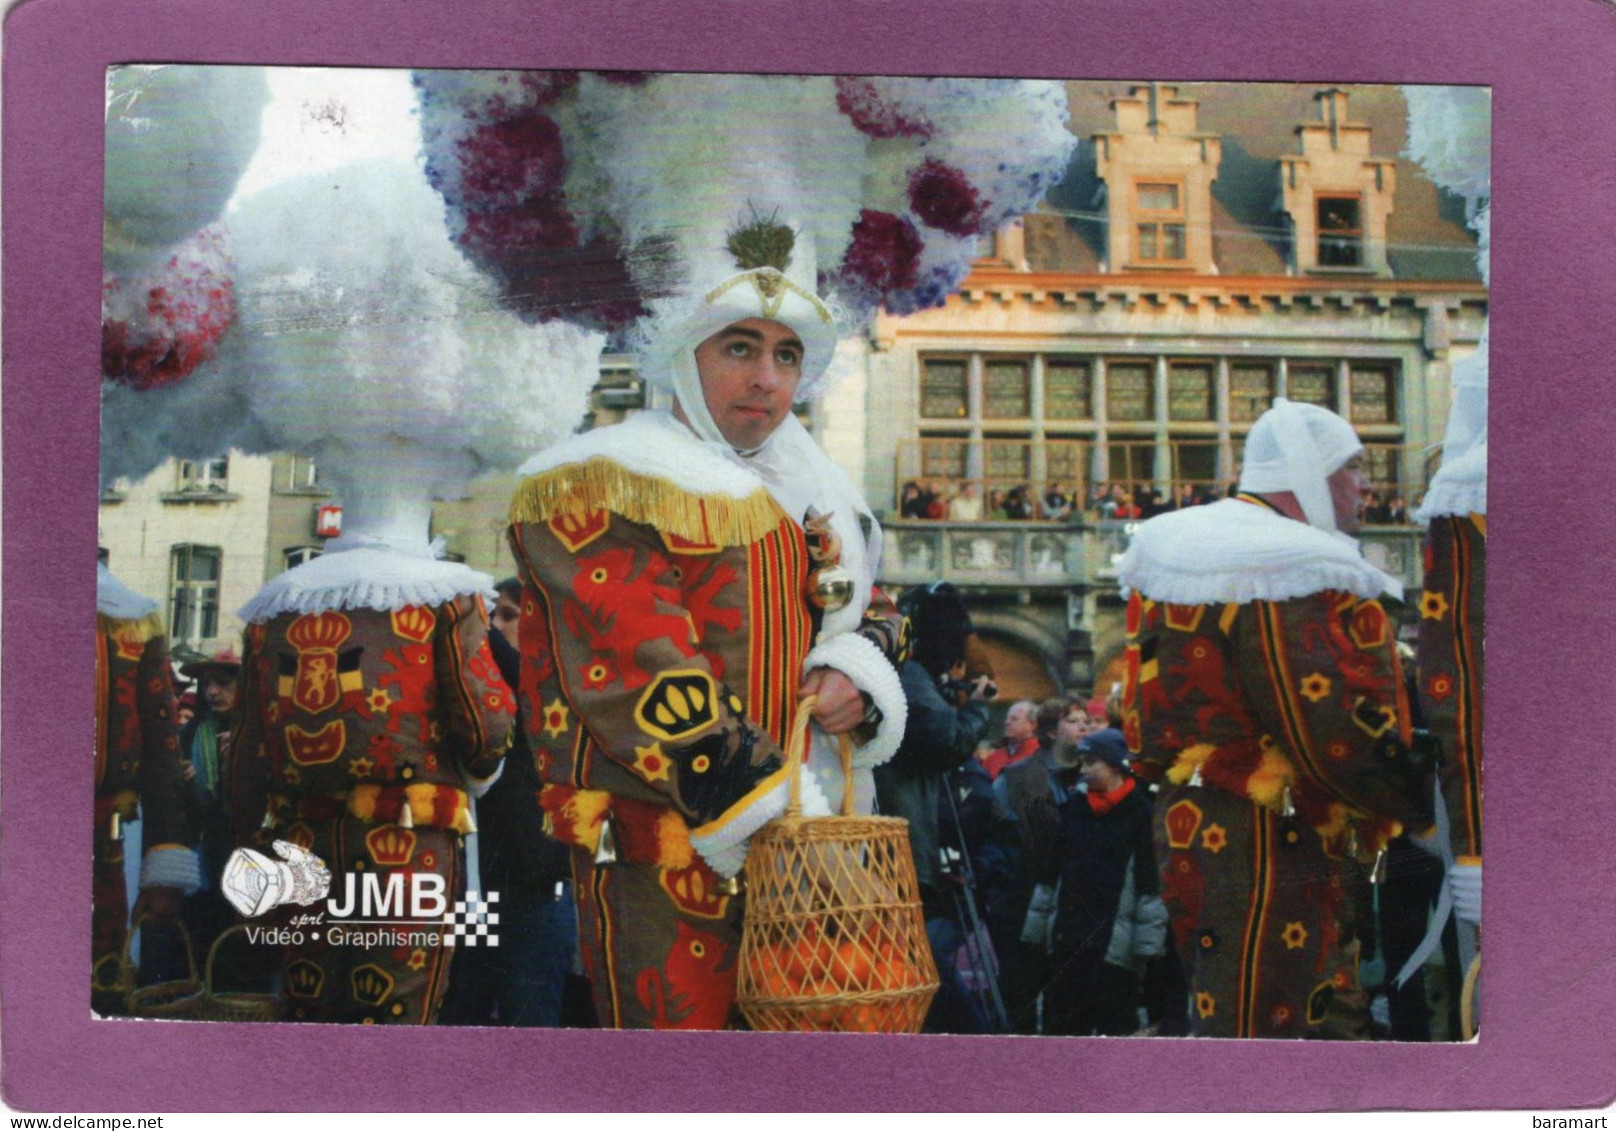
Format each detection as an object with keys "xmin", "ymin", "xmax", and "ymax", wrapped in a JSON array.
[{"xmin": 442, "ymin": 890, "xmax": 500, "ymax": 948}]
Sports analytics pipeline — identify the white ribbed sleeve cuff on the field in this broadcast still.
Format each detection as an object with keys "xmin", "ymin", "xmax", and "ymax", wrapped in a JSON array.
[{"xmin": 802, "ymin": 631, "xmax": 907, "ymax": 769}]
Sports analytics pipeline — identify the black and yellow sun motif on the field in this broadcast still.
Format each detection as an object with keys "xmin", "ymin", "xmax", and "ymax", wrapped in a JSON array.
[
  {"xmin": 1282, "ymin": 921, "xmax": 1309, "ymax": 950},
  {"xmin": 635, "ymin": 670, "xmax": 721, "ymax": 741},
  {"xmin": 1299, "ymin": 672, "xmax": 1332, "ymax": 703},
  {"xmin": 1200, "ymin": 823, "xmax": 1228, "ymax": 854},
  {"xmin": 1196, "ymin": 991, "xmax": 1217, "ymax": 1019}
]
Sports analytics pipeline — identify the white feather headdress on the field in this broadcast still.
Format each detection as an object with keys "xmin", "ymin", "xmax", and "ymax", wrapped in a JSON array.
[{"xmin": 415, "ymin": 70, "xmax": 1076, "ymax": 397}]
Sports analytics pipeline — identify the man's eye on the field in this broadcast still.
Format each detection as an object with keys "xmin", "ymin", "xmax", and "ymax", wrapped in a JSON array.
[{"xmin": 726, "ymin": 341, "xmax": 752, "ymax": 357}]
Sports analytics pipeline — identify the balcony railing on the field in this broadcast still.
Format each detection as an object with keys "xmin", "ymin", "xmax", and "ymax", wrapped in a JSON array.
[
  {"xmin": 879, "ymin": 517, "xmax": 1426, "ymax": 595},
  {"xmin": 881, "ymin": 520, "xmax": 1088, "ymax": 588},
  {"xmin": 895, "ymin": 438, "xmax": 1437, "ymax": 523}
]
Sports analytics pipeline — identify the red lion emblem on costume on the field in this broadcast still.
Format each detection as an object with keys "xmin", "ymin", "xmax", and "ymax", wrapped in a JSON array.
[
  {"xmin": 565, "ymin": 547, "xmax": 698, "ymax": 691},
  {"xmin": 634, "ymin": 921, "xmax": 736, "ymax": 1030}
]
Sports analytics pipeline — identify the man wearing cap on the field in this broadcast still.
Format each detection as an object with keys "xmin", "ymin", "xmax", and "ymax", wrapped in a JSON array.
[
  {"xmin": 1040, "ymin": 728, "xmax": 1166, "ymax": 1037},
  {"xmin": 175, "ymin": 648, "xmax": 244, "ymax": 978},
  {"xmin": 1119, "ymin": 398, "xmax": 1432, "ymax": 1038},
  {"xmin": 92, "ymin": 563, "xmax": 200, "ymax": 1010},
  {"xmin": 507, "ymin": 220, "xmax": 908, "ymax": 1030}
]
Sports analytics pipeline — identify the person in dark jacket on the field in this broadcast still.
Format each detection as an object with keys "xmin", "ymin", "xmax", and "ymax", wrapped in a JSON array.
[
  {"xmin": 990, "ymin": 697, "xmax": 1093, "ymax": 1031},
  {"xmin": 438, "ymin": 578, "xmax": 582, "ymax": 1027},
  {"xmin": 875, "ymin": 582, "xmax": 996, "ymax": 1032},
  {"xmin": 1038, "ymin": 728, "xmax": 1167, "ymax": 1036}
]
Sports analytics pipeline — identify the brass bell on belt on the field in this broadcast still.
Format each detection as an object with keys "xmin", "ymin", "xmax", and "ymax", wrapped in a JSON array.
[
  {"xmin": 803, "ymin": 507, "xmax": 853, "ymax": 612},
  {"xmin": 807, "ymin": 564, "xmax": 856, "ymax": 612}
]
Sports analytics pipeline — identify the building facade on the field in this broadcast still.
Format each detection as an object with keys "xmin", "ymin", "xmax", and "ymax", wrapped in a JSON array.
[
  {"xmin": 99, "ymin": 81, "xmax": 1486, "ymax": 704},
  {"xmin": 821, "ymin": 82, "xmax": 1486, "ymax": 702}
]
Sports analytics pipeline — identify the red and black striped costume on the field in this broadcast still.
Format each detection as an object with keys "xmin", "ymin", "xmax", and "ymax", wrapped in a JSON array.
[{"xmin": 508, "ymin": 446, "xmax": 902, "ymax": 1030}]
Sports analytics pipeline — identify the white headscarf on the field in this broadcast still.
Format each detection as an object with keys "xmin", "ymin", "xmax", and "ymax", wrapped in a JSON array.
[
  {"xmin": 1416, "ymin": 323, "xmax": 1488, "ymax": 522},
  {"xmin": 670, "ymin": 346, "xmax": 879, "ymax": 639},
  {"xmin": 1237, "ymin": 398, "xmax": 1364, "ymax": 535}
]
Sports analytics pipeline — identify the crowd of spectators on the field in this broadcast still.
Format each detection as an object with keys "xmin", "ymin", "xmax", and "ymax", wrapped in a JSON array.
[
  {"xmin": 916, "ymin": 657, "xmax": 1456, "ymax": 1039},
  {"xmin": 900, "ymin": 478, "xmax": 1420, "ymax": 524}
]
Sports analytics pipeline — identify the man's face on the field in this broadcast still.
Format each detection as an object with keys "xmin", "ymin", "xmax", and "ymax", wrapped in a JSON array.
[
  {"xmin": 1056, "ymin": 708, "xmax": 1090, "ymax": 746},
  {"xmin": 1005, "ymin": 704, "xmax": 1036, "ymax": 743},
  {"xmin": 492, "ymin": 593, "xmax": 521, "ymax": 650},
  {"xmin": 202, "ymin": 671, "xmax": 238, "ymax": 714},
  {"xmin": 1328, "ymin": 453, "xmax": 1373, "ymax": 533},
  {"xmin": 691, "ymin": 318, "xmax": 804, "ymax": 451}
]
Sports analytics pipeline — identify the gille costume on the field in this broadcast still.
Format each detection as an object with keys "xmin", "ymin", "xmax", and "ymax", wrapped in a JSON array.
[
  {"xmin": 1120, "ymin": 401, "xmax": 1431, "ymax": 1038},
  {"xmin": 92, "ymin": 565, "xmax": 202, "ymax": 1008}
]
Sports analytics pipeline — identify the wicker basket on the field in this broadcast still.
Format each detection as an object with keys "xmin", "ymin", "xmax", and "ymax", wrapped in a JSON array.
[
  {"xmin": 197, "ymin": 924, "xmax": 285, "ymax": 1023},
  {"xmin": 737, "ymin": 696, "xmax": 939, "ymax": 1033},
  {"xmin": 122, "ymin": 915, "xmax": 206, "ymax": 1021}
]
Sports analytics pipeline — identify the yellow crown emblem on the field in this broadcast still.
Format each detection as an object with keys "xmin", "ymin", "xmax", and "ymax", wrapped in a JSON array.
[
  {"xmin": 365, "ymin": 825, "xmax": 417, "ymax": 867},
  {"xmin": 287, "ymin": 610, "xmax": 352, "ymax": 652},
  {"xmin": 349, "ymin": 963, "xmax": 395, "ymax": 1007},
  {"xmin": 390, "ymin": 605, "xmax": 436, "ymax": 643},
  {"xmin": 1164, "ymin": 798, "xmax": 1205, "ymax": 850},
  {"xmin": 286, "ymin": 959, "xmax": 326, "ymax": 1000}
]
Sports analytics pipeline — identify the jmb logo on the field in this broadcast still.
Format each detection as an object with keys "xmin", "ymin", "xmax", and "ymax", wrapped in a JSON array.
[{"xmin": 326, "ymin": 872, "xmax": 448, "ymax": 919}]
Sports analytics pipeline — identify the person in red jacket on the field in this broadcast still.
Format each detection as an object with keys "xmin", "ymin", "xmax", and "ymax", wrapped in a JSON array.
[{"xmin": 981, "ymin": 700, "xmax": 1039, "ymax": 781}]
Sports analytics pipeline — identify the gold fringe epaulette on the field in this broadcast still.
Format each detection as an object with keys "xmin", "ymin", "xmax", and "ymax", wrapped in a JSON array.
[
  {"xmin": 509, "ymin": 458, "xmax": 784, "ymax": 548},
  {"xmin": 97, "ymin": 609, "xmax": 167, "ymax": 645}
]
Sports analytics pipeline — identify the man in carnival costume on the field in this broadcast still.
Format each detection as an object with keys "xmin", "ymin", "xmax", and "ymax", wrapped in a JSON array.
[
  {"xmin": 1119, "ymin": 399, "xmax": 1432, "ymax": 1038},
  {"xmin": 1397, "ymin": 86, "xmax": 1490, "ymax": 988},
  {"xmin": 214, "ymin": 159, "xmax": 604, "ymax": 1025},
  {"xmin": 95, "ymin": 65, "xmax": 268, "ymax": 1011},
  {"xmin": 91, "ymin": 562, "xmax": 202, "ymax": 1011},
  {"xmin": 507, "ymin": 211, "xmax": 913, "ymax": 1034},
  {"xmin": 443, "ymin": 71, "xmax": 1075, "ymax": 1029}
]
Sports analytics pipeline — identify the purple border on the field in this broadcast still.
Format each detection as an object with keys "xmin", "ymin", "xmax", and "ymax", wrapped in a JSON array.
[{"xmin": 6, "ymin": 0, "xmax": 1616, "ymax": 1112}]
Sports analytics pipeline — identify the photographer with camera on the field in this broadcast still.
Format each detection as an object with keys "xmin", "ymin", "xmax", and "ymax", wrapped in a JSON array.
[{"xmin": 874, "ymin": 582, "xmax": 998, "ymax": 1032}]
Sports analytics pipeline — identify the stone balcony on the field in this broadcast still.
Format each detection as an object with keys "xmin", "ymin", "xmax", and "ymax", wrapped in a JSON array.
[{"xmin": 879, "ymin": 517, "xmax": 1425, "ymax": 597}]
